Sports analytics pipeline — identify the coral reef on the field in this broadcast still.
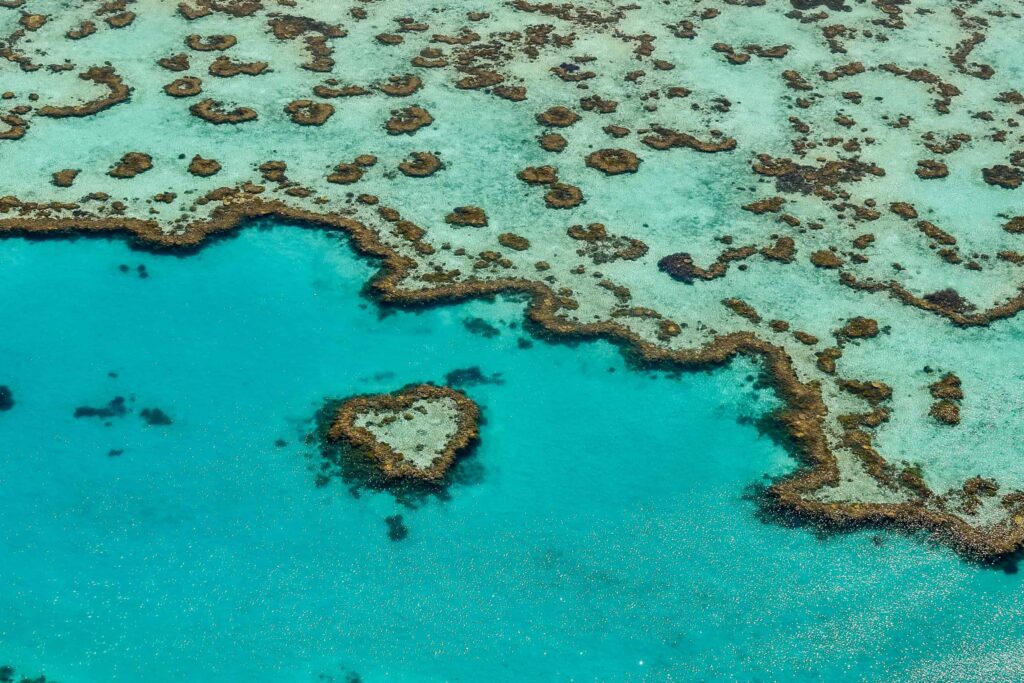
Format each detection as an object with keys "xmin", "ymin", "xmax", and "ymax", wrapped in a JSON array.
[
  {"xmin": 189, "ymin": 98, "xmax": 258, "ymax": 123},
  {"xmin": 4, "ymin": 0, "xmax": 1024, "ymax": 561},
  {"xmin": 327, "ymin": 384, "xmax": 480, "ymax": 482},
  {"xmin": 284, "ymin": 99, "xmax": 334, "ymax": 125},
  {"xmin": 585, "ymin": 148, "xmax": 641, "ymax": 175},
  {"xmin": 108, "ymin": 152, "xmax": 152, "ymax": 179},
  {"xmin": 188, "ymin": 155, "xmax": 221, "ymax": 177},
  {"xmin": 385, "ymin": 106, "xmax": 432, "ymax": 134}
]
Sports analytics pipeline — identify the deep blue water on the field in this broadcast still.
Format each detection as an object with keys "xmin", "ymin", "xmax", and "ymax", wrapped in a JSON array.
[{"xmin": 1, "ymin": 225, "xmax": 1023, "ymax": 682}]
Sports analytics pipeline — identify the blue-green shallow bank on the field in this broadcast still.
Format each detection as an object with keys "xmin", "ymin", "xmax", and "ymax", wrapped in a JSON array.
[{"xmin": 0, "ymin": 225, "xmax": 1021, "ymax": 683}]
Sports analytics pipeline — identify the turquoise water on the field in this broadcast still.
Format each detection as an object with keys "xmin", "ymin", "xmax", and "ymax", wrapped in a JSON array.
[{"xmin": 1, "ymin": 225, "xmax": 1023, "ymax": 682}]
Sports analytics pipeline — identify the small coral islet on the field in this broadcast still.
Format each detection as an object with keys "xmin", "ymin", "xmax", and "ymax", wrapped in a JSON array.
[{"xmin": 327, "ymin": 384, "xmax": 480, "ymax": 483}]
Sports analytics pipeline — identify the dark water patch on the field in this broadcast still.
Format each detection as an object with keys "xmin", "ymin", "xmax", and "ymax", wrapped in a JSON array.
[
  {"xmin": 117, "ymin": 263, "xmax": 148, "ymax": 278},
  {"xmin": 463, "ymin": 317, "xmax": 501, "ymax": 338},
  {"xmin": 359, "ymin": 371, "xmax": 395, "ymax": 383},
  {"xmin": 274, "ymin": 438, "xmax": 288, "ymax": 448},
  {"xmin": 317, "ymin": 669, "xmax": 362, "ymax": 683},
  {"xmin": 444, "ymin": 366, "xmax": 504, "ymax": 387},
  {"xmin": 385, "ymin": 514, "xmax": 409, "ymax": 541},
  {"xmin": 0, "ymin": 664, "xmax": 57, "ymax": 683},
  {"xmin": 0, "ymin": 385, "xmax": 13, "ymax": 411},
  {"xmin": 140, "ymin": 407, "xmax": 172, "ymax": 426},
  {"xmin": 790, "ymin": 0, "xmax": 850, "ymax": 11},
  {"xmin": 73, "ymin": 396, "xmax": 127, "ymax": 419},
  {"xmin": 737, "ymin": 410, "xmax": 799, "ymax": 454}
]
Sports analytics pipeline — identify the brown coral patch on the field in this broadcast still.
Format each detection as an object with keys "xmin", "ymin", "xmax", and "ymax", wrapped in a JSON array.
[
  {"xmin": 284, "ymin": 99, "xmax": 334, "ymax": 126},
  {"xmin": 385, "ymin": 106, "xmax": 433, "ymax": 135},
  {"xmin": 743, "ymin": 197, "xmax": 785, "ymax": 214},
  {"xmin": 585, "ymin": 148, "xmax": 640, "ymax": 175},
  {"xmin": 0, "ymin": 113, "xmax": 27, "ymax": 140},
  {"xmin": 19, "ymin": 13, "xmax": 45, "ymax": 30},
  {"xmin": 642, "ymin": 126, "xmax": 736, "ymax": 153},
  {"xmin": 445, "ymin": 206, "xmax": 488, "ymax": 227},
  {"xmin": 398, "ymin": 152, "xmax": 442, "ymax": 178},
  {"xmin": 539, "ymin": 133, "xmax": 567, "ymax": 152},
  {"xmin": 793, "ymin": 330, "xmax": 818, "ymax": 345},
  {"xmin": 930, "ymin": 373, "xmax": 963, "ymax": 401},
  {"xmin": 313, "ymin": 83, "xmax": 369, "ymax": 98},
  {"xmin": 724, "ymin": 298, "xmax": 761, "ymax": 323},
  {"xmin": 266, "ymin": 14, "xmax": 345, "ymax": 72},
  {"xmin": 760, "ymin": 236, "xmax": 796, "ymax": 263},
  {"xmin": 66, "ymin": 21, "xmax": 96, "ymax": 40},
  {"xmin": 157, "ymin": 53, "xmax": 190, "ymax": 72},
  {"xmin": 810, "ymin": 250, "xmax": 843, "ymax": 268},
  {"xmin": 930, "ymin": 400, "xmax": 960, "ymax": 425},
  {"xmin": 544, "ymin": 183, "xmax": 583, "ymax": 209},
  {"xmin": 916, "ymin": 159, "xmax": 949, "ymax": 180},
  {"xmin": 536, "ymin": 106, "xmax": 580, "ymax": 127},
  {"xmin": 185, "ymin": 34, "xmax": 237, "ymax": 51},
  {"xmin": 982, "ymin": 165, "xmax": 1022, "ymax": 189},
  {"xmin": 105, "ymin": 11, "xmax": 135, "ymax": 28},
  {"xmin": 37, "ymin": 66, "xmax": 131, "ymax": 118},
  {"xmin": 411, "ymin": 47, "xmax": 448, "ymax": 68},
  {"xmin": 327, "ymin": 163, "xmax": 364, "ymax": 185},
  {"xmin": 258, "ymin": 161, "xmax": 287, "ymax": 183},
  {"xmin": 568, "ymin": 224, "xmax": 647, "ymax": 263},
  {"xmin": 108, "ymin": 152, "xmax": 153, "ymax": 179},
  {"xmin": 890, "ymin": 202, "xmax": 918, "ymax": 220},
  {"xmin": 492, "ymin": 85, "xmax": 527, "ymax": 101},
  {"xmin": 580, "ymin": 95, "xmax": 617, "ymax": 114},
  {"xmin": 753, "ymin": 154, "xmax": 884, "ymax": 195},
  {"xmin": 455, "ymin": 69, "xmax": 504, "ymax": 90},
  {"xmin": 164, "ymin": 77, "xmax": 203, "ymax": 98},
  {"xmin": 188, "ymin": 155, "xmax": 221, "ymax": 177},
  {"xmin": 209, "ymin": 56, "xmax": 269, "ymax": 77},
  {"xmin": 498, "ymin": 233, "xmax": 530, "ymax": 251},
  {"xmin": 518, "ymin": 166, "xmax": 558, "ymax": 185},
  {"xmin": 180, "ymin": 1, "xmax": 263, "ymax": 19},
  {"xmin": 1003, "ymin": 217, "xmax": 1024, "ymax": 234},
  {"xmin": 838, "ymin": 317, "xmax": 878, "ymax": 339},
  {"xmin": 378, "ymin": 74, "xmax": 423, "ymax": 96},
  {"xmin": 51, "ymin": 169, "xmax": 79, "ymax": 188},
  {"xmin": 190, "ymin": 98, "xmax": 258, "ymax": 124},
  {"xmin": 839, "ymin": 379, "xmax": 892, "ymax": 405}
]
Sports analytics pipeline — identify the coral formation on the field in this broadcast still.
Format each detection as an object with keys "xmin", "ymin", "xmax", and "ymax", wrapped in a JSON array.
[
  {"xmin": 585, "ymin": 148, "xmax": 641, "ymax": 175},
  {"xmin": 3, "ymin": 0, "xmax": 1024, "ymax": 561},
  {"xmin": 190, "ymin": 98, "xmax": 258, "ymax": 123},
  {"xmin": 327, "ymin": 384, "xmax": 480, "ymax": 482},
  {"xmin": 108, "ymin": 152, "xmax": 152, "ymax": 179}
]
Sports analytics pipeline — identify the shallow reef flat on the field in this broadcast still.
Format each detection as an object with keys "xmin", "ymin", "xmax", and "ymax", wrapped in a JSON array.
[{"xmin": 3, "ymin": 0, "xmax": 1024, "ymax": 560}]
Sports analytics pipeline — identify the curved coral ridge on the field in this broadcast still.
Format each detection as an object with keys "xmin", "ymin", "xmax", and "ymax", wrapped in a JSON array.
[{"xmin": 3, "ymin": 0, "xmax": 1024, "ymax": 558}]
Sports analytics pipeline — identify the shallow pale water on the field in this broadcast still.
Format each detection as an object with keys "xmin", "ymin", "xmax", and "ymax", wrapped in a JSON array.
[{"xmin": 1, "ymin": 225, "xmax": 1023, "ymax": 682}]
